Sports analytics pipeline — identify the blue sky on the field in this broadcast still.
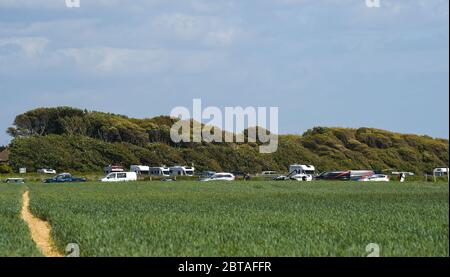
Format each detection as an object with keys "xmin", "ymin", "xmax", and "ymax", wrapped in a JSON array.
[{"xmin": 0, "ymin": 0, "xmax": 448, "ymax": 145}]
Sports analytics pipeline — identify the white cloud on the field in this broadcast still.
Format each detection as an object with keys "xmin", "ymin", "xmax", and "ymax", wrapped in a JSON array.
[
  {"xmin": 151, "ymin": 13, "xmax": 240, "ymax": 47},
  {"xmin": 0, "ymin": 37, "xmax": 49, "ymax": 57},
  {"xmin": 0, "ymin": 0, "xmax": 226, "ymax": 11},
  {"xmin": 61, "ymin": 47, "xmax": 226, "ymax": 74}
]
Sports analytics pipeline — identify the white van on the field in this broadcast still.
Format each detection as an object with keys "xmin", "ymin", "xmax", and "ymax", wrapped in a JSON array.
[{"xmin": 101, "ymin": 172, "xmax": 137, "ymax": 182}]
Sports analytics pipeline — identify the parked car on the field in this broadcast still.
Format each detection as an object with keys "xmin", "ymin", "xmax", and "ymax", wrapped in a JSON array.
[
  {"xmin": 44, "ymin": 173, "xmax": 87, "ymax": 183},
  {"xmin": 37, "ymin": 168, "xmax": 57, "ymax": 174},
  {"xmin": 101, "ymin": 172, "xmax": 137, "ymax": 182},
  {"xmin": 358, "ymin": 174, "xmax": 390, "ymax": 182},
  {"xmin": 261, "ymin": 171, "xmax": 278, "ymax": 176},
  {"xmin": 315, "ymin": 171, "xmax": 351, "ymax": 181},
  {"xmin": 5, "ymin": 178, "xmax": 25, "ymax": 184},
  {"xmin": 290, "ymin": 173, "xmax": 314, "ymax": 182},
  {"xmin": 274, "ymin": 173, "xmax": 313, "ymax": 181},
  {"xmin": 274, "ymin": 175, "xmax": 289, "ymax": 181},
  {"xmin": 367, "ymin": 174, "xmax": 390, "ymax": 182},
  {"xmin": 201, "ymin": 173, "xmax": 235, "ymax": 182},
  {"xmin": 199, "ymin": 171, "xmax": 216, "ymax": 180},
  {"xmin": 232, "ymin": 171, "xmax": 246, "ymax": 177}
]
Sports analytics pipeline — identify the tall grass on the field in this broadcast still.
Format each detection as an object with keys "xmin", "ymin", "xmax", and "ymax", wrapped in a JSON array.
[
  {"xmin": 27, "ymin": 181, "xmax": 449, "ymax": 257},
  {"xmin": 0, "ymin": 184, "xmax": 41, "ymax": 256}
]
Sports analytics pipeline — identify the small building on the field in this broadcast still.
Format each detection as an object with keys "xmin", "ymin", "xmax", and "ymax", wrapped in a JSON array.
[{"xmin": 0, "ymin": 149, "xmax": 10, "ymax": 164}]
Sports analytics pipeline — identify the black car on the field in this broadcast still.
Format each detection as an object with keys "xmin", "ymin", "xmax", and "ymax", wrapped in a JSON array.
[
  {"xmin": 315, "ymin": 171, "xmax": 351, "ymax": 181},
  {"xmin": 44, "ymin": 173, "xmax": 87, "ymax": 183}
]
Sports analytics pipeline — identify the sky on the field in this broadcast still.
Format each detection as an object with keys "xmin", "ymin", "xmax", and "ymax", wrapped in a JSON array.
[{"xmin": 0, "ymin": 0, "xmax": 448, "ymax": 145}]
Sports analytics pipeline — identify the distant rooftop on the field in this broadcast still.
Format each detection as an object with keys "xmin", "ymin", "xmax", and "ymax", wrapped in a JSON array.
[{"xmin": 0, "ymin": 149, "xmax": 10, "ymax": 162}]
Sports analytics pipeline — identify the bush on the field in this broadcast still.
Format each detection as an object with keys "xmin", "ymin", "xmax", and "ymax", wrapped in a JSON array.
[{"xmin": 0, "ymin": 163, "xmax": 12, "ymax": 174}]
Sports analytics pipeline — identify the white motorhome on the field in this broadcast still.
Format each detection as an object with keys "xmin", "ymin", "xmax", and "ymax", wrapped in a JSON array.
[
  {"xmin": 149, "ymin": 167, "xmax": 171, "ymax": 177},
  {"xmin": 130, "ymin": 165, "xmax": 150, "ymax": 175},
  {"xmin": 274, "ymin": 164, "xmax": 315, "ymax": 181},
  {"xmin": 169, "ymin": 166, "xmax": 195, "ymax": 176},
  {"xmin": 101, "ymin": 172, "xmax": 137, "ymax": 182},
  {"xmin": 289, "ymin": 164, "xmax": 316, "ymax": 175},
  {"xmin": 433, "ymin": 168, "xmax": 449, "ymax": 177}
]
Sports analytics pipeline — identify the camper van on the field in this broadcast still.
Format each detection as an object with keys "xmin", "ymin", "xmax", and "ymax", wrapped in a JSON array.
[
  {"xmin": 289, "ymin": 164, "xmax": 316, "ymax": 175},
  {"xmin": 433, "ymin": 168, "xmax": 449, "ymax": 177},
  {"xmin": 169, "ymin": 166, "xmax": 195, "ymax": 176},
  {"xmin": 101, "ymin": 172, "xmax": 137, "ymax": 182},
  {"xmin": 274, "ymin": 164, "xmax": 316, "ymax": 181},
  {"xmin": 149, "ymin": 167, "xmax": 171, "ymax": 177},
  {"xmin": 130, "ymin": 165, "xmax": 150, "ymax": 175}
]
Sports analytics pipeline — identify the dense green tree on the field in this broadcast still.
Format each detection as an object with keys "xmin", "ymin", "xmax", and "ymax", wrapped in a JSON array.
[{"xmin": 6, "ymin": 107, "xmax": 449, "ymax": 174}]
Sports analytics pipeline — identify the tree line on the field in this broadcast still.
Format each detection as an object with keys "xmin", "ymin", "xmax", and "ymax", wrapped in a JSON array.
[{"xmin": 5, "ymin": 107, "xmax": 449, "ymax": 174}]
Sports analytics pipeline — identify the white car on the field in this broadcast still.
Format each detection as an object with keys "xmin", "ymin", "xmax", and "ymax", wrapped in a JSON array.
[
  {"xmin": 5, "ymin": 178, "xmax": 25, "ymax": 184},
  {"xmin": 360, "ymin": 174, "xmax": 390, "ymax": 182},
  {"xmin": 37, "ymin": 168, "xmax": 57, "ymax": 174},
  {"xmin": 290, "ymin": 174, "xmax": 313, "ymax": 182},
  {"xmin": 100, "ymin": 172, "xmax": 137, "ymax": 182},
  {"xmin": 201, "ymin": 173, "xmax": 235, "ymax": 182}
]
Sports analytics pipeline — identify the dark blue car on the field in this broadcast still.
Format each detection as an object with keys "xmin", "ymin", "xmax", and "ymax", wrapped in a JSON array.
[{"xmin": 44, "ymin": 173, "xmax": 87, "ymax": 183}]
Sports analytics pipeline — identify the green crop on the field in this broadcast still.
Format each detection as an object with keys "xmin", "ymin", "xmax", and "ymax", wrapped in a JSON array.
[
  {"xmin": 25, "ymin": 181, "xmax": 449, "ymax": 257},
  {"xmin": 0, "ymin": 184, "xmax": 41, "ymax": 256}
]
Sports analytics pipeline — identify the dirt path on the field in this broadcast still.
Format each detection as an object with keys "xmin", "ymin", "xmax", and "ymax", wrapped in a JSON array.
[{"xmin": 21, "ymin": 191, "xmax": 63, "ymax": 257}]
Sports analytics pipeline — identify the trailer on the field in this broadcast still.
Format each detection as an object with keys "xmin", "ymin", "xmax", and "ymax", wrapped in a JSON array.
[
  {"xmin": 433, "ymin": 167, "xmax": 449, "ymax": 182},
  {"xmin": 169, "ymin": 166, "xmax": 195, "ymax": 176},
  {"xmin": 130, "ymin": 165, "xmax": 150, "ymax": 175},
  {"xmin": 149, "ymin": 167, "xmax": 171, "ymax": 177}
]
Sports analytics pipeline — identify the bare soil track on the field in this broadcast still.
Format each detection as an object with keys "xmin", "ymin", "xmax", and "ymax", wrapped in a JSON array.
[{"xmin": 21, "ymin": 191, "xmax": 63, "ymax": 257}]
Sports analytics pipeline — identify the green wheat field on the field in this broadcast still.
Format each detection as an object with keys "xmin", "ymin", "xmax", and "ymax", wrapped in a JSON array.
[{"xmin": 0, "ymin": 181, "xmax": 448, "ymax": 257}]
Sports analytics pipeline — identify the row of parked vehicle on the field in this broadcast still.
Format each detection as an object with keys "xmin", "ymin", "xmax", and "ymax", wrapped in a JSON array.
[
  {"xmin": 101, "ymin": 171, "xmax": 237, "ymax": 182},
  {"xmin": 266, "ymin": 165, "xmax": 399, "ymax": 182},
  {"xmin": 3, "ymin": 164, "xmax": 409, "ymax": 184},
  {"xmin": 1, "ymin": 173, "xmax": 87, "ymax": 184}
]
